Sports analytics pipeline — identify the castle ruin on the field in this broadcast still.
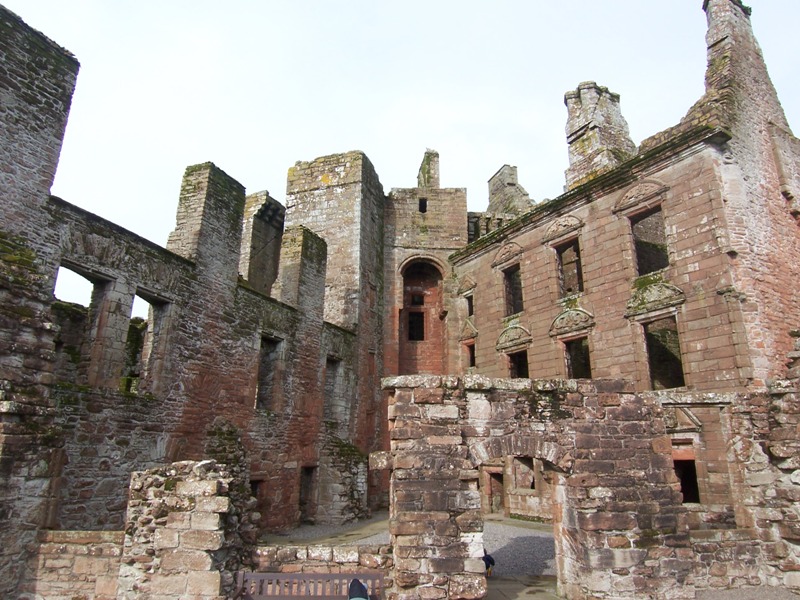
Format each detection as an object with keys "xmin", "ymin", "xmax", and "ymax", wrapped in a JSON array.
[{"xmin": 1, "ymin": 0, "xmax": 800, "ymax": 598}]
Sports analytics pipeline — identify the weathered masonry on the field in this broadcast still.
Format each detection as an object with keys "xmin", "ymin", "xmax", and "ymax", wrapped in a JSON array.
[{"xmin": 1, "ymin": 0, "xmax": 800, "ymax": 598}]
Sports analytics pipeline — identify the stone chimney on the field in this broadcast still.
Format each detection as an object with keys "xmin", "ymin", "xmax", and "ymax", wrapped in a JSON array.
[
  {"xmin": 564, "ymin": 82, "xmax": 636, "ymax": 191},
  {"xmin": 487, "ymin": 165, "xmax": 533, "ymax": 216},
  {"xmin": 417, "ymin": 149, "xmax": 440, "ymax": 189}
]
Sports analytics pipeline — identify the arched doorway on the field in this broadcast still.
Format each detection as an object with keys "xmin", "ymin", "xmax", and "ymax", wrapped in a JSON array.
[{"xmin": 399, "ymin": 261, "xmax": 445, "ymax": 374}]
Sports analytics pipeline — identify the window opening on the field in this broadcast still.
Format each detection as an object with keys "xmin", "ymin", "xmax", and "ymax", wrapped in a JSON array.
[
  {"xmin": 673, "ymin": 459, "xmax": 700, "ymax": 503},
  {"xmin": 503, "ymin": 264, "xmax": 524, "ymax": 316},
  {"xmin": 466, "ymin": 294, "xmax": 474, "ymax": 317},
  {"xmin": 644, "ymin": 316, "xmax": 685, "ymax": 389},
  {"xmin": 408, "ymin": 312, "xmax": 424, "ymax": 341},
  {"xmin": 466, "ymin": 343, "xmax": 476, "ymax": 368},
  {"xmin": 323, "ymin": 357, "xmax": 345, "ymax": 424},
  {"xmin": 508, "ymin": 350, "xmax": 529, "ymax": 378},
  {"xmin": 631, "ymin": 207, "xmax": 669, "ymax": 275},
  {"xmin": 54, "ymin": 265, "xmax": 93, "ymax": 307},
  {"xmin": 419, "ymin": 198, "xmax": 428, "ymax": 213},
  {"xmin": 565, "ymin": 337, "xmax": 592, "ymax": 379},
  {"xmin": 255, "ymin": 337, "xmax": 282, "ymax": 410},
  {"xmin": 556, "ymin": 239, "xmax": 583, "ymax": 296},
  {"xmin": 513, "ymin": 457, "xmax": 536, "ymax": 490},
  {"xmin": 411, "ymin": 294, "xmax": 424, "ymax": 306}
]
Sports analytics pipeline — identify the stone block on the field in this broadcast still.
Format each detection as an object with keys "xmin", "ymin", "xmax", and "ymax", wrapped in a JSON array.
[
  {"xmin": 155, "ymin": 528, "xmax": 179, "ymax": 549},
  {"xmin": 166, "ymin": 512, "xmax": 192, "ymax": 529},
  {"xmin": 195, "ymin": 496, "xmax": 231, "ymax": 514},
  {"xmin": 181, "ymin": 529, "xmax": 223, "ymax": 551},
  {"xmin": 186, "ymin": 570, "xmax": 221, "ymax": 595},
  {"xmin": 332, "ymin": 546, "xmax": 359, "ymax": 563},
  {"xmin": 160, "ymin": 549, "xmax": 213, "ymax": 572},
  {"xmin": 176, "ymin": 479, "xmax": 220, "ymax": 497},
  {"xmin": 191, "ymin": 511, "xmax": 221, "ymax": 531},
  {"xmin": 307, "ymin": 545, "xmax": 332, "ymax": 561},
  {"xmin": 149, "ymin": 573, "xmax": 188, "ymax": 595}
]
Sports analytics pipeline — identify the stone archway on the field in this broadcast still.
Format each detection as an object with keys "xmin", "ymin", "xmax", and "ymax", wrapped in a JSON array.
[{"xmin": 398, "ymin": 260, "xmax": 446, "ymax": 375}]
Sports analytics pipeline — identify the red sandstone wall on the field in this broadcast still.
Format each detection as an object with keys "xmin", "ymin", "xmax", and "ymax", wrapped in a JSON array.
[{"xmin": 452, "ymin": 145, "xmax": 750, "ymax": 393}]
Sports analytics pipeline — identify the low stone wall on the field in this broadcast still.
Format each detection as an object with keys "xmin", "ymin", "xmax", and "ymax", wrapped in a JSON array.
[
  {"xmin": 253, "ymin": 543, "xmax": 392, "ymax": 575},
  {"xmin": 18, "ymin": 530, "xmax": 123, "ymax": 600}
]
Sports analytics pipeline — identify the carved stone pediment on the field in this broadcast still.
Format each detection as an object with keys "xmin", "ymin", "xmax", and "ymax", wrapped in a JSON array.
[
  {"xmin": 615, "ymin": 180, "xmax": 669, "ymax": 213},
  {"xmin": 664, "ymin": 407, "xmax": 702, "ymax": 433},
  {"xmin": 542, "ymin": 215, "xmax": 583, "ymax": 243},
  {"xmin": 549, "ymin": 308, "xmax": 595, "ymax": 337},
  {"xmin": 460, "ymin": 319, "xmax": 478, "ymax": 341},
  {"xmin": 457, "ymin": 275, "xmax": 476, "ymax": 295},
  {"xmin": 492, "ymin": 242, "xmax": 523, "ymax": 268},
  {"xmin": 626, "ymin": 282, "xmax": 685, "ymax": 316},
  {"xmin": 496, "ymin": 324, "xmax": 532, "ymax": 351}
]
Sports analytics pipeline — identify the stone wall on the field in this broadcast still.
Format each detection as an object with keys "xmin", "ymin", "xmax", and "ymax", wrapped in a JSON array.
[
  {"xmin": 0, "ymin": 5, "xmax": 79, "ymax": 596},
  {"xmin": 253, "ymin": 543, "xmax": 391, "ymax": 575},
  {"xmin": 379, "ymin": 375, "xmax": 800, "ymax": 599},
  {"xmin": 284, "ymin": 151, "xmax": 387, "ymax": 507},
  {"xmin": 19, "ymin": 531, "xmax": 123, "ymax": 600}
]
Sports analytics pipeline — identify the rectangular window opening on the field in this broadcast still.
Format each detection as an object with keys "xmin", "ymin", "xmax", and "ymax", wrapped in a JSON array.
[
  {"xmin": 513, "ymin": 456, "xmax": 536, "ymax": 490},
  {"xmin": 408, "ymin": 311, "xmax": 425, "ymax": 341},
  {"xmin": 557, "ymin": 240, "xmax": 583, "ymax": 297},
  {"xmin": 256, "ymin": 336, "xmax": 282, "ymax": 410},
  {"xmin": 419, "ymin": 198, "xmax": 428, "ymax": 213},
  {"xmin": 631, "ymin": 207, "xmax": 669, "ymax": 275},
  {"xmin": 508, "ymin": 350, "xmax": 529, "ymax": 378},
  {"xmin": 466, "ymin": 294, "xmax": 474, "ymax": 317},
  {"xmin": 466, "ymin": 343, "xmax": 476, "ymax": 368},
  {"xmin": 503, "ymin": 264, "xmax": 524, "ymax": 316},
  {"xmin": 411, "ymin": 293, "xmax": 424, "ymax": 306},
  {"xmin": 565, "ymin": 337, "xmax": 592, "ymax": 379},
  {"xmin": 673, "ymin": 459, "xmax": 700, "ymax": 503},
  {"xmin": 644, "ymin": 316, "xmax": 685, "ymax": 389},
  {"xmin": 323, "ymin": 357, "xmax": 345, "ymax": 424}
]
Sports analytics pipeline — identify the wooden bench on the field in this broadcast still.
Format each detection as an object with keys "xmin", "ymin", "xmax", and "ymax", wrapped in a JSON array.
[{"xmin": 235, "ymin": 571, "xmax": 384, "ymax": 600}]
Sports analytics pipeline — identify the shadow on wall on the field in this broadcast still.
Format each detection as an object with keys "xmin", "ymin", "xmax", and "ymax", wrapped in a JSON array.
[{"xmin": 487, "ymin": 532, "xmax": 556, "ymax": 577}]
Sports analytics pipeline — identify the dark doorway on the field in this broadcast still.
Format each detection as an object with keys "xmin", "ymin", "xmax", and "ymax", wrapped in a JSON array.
[
  {"xmin": 673, "ymin": 459, "xmax": 700, "ymax": 503},
  {"xmin": 299, "ymin": 466, "xmax": 317, "ymax": 523}
]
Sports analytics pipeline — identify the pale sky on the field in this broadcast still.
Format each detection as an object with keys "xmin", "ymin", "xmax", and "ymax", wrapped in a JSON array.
[{"xmin": 5, "ymin": 1, "xmax": 799, "ymax": 313}]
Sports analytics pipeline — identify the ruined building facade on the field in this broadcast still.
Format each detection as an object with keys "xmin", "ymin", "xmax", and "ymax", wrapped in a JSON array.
[{"xmin": 1, "ymin": 0, "xmax": 800, "ymax": 598}]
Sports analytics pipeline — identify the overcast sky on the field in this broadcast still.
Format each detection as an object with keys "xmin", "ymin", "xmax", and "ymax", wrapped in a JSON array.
[{"xmin": 5, "ymin": 1, "xmax": 799, "ymax": 312}]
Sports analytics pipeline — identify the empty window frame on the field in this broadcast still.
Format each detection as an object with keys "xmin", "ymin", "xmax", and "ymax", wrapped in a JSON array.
[
  {"xmin": 513, "ymin": 456, "xmax": 536, "ymax": 490},
  {"xmin": 408, "ymin": 311, "xmax": 424, "ymax": 341},
  {"xmin": 644, "ymin": 316, "xmax": 685, "ymax": 389},
  {"xmin": 556, "ymin": 239, "xmax": 583, "ymax": 297},
  {"xmin": 419, "ymin": 198, "xmax": 428, "ymax": 213},
  {"xmin": 465, "ymin": 294, "xmax": 474, "ymax": 317},
  {"xmin": 255, "ymin": 336, "xmax": 282, "ymax": 410},
  {"xmin": 631, "ymin": 207, "xmax": 669, "ymax": 275},
  {"xmin": 508, "ymin": 349, "xmax": 529, "ymax": 378},
  {"xmin": 503, "ymin": 264, "xmax": 524, "ymax": 316},
  {"xmin": 564, "ymin": 336, "xmax": 592, "ymax": 379}
]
